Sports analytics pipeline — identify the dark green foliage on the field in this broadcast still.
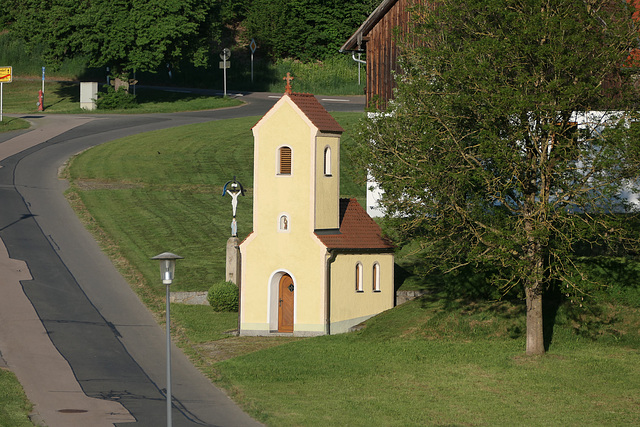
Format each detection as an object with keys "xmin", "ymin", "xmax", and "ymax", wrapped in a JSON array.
[
  {"xmin": 244, "ymin": 0, "xmax": 376, "ymax": 61},
  {"xmin": 96, "ymin": 85, "xmax": 138, "ymax": 110},
  {"xmin": 8, "ymin": 0, "xmax": 376, "ymax": 73},
  {"xmin": 207, "ymin": 281, "xmax": 239, "ymax": 312},
  {"xmin": 0, "ymin": 7, "xmax": 13, "ymax": 29},
  {"xmin": 11, "ymin": 0, "xmax": 216, "ymax": 74}
]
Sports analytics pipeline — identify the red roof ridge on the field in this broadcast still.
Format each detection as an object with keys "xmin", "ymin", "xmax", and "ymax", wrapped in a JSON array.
[
  {"xmin": 287, "ymin": 92, "xmax": 345, "ymax": 134},
  {"xmin": 315, "ymin": 198, "xmax": 394, "ymax": 250}
]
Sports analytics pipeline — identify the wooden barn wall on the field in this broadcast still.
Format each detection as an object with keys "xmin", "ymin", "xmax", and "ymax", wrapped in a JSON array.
[{"xmin": 366, "ymin": 0, "xmax": 412, "ymax": 110}]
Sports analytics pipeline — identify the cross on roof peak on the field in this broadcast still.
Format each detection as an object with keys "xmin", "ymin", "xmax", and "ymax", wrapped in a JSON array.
[{"xmin": 283, "ymin": 72, "xmax": 294, "ymax": 95}]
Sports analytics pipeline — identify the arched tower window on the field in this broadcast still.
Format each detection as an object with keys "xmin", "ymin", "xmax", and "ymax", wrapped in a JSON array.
[
  {"xmin": 355, "ymin": 262, "xmax": 363, "ymax": 292},
  {"xmin": 373, "ymin": 262, "xmax": 381, "ymax": 292},
  {"xmin": 278, "ymin": 146, "xmax": 292, "ymax": 175},
  {"xmin": 323, "ymin": 146, "xmax": 332, "ymax": 176}
]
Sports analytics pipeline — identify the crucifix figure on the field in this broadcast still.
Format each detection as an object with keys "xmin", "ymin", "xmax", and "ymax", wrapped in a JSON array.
[
  {"xmin": 283, "ymin": 72, "xmax": 294, "ymax": 95},
  {"xmin": 222, "ymin": 176, "xmax": 245, "ymax": 237}
]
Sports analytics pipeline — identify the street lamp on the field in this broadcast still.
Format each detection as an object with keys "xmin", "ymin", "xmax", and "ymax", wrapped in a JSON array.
[{"xmin": 151, "ymin": 252, "xmax": 183, "ymax": 427}]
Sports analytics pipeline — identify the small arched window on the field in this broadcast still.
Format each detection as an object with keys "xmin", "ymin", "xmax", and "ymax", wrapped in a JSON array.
[
  {"xmin": 323, "ymin": 146, "xmax": 332, "ymax": 176},
  {"xmin": 355, "ymin": 262, "xmax": 363, "ymax": 292},
  {"xmin": 373, "ymin": 263, "xmax": 380, "ymax": 292},
  {"xmin": 278, "ymin": 146, "xmax": 292, "ymax": 175}
]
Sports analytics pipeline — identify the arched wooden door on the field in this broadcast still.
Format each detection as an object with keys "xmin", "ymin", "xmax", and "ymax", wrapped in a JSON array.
[{"xmin": 278, "ymin": 274, "xmax": 294, "ymax": 333}]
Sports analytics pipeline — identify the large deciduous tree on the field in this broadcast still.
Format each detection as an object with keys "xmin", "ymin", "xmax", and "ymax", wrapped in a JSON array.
[
  {"xmin": 359, "ymin": 0, "xmax": 640, "ymax": 354},
  {"xmin": 12, "ymin": 0, "xmax": 214, "ymax": 78}
]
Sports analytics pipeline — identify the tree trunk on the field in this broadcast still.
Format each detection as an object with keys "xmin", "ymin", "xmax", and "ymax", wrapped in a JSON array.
[
  {"xmin": 524, "ymin": 210, "xmax": 546, "ymax": 355},
  {"xmin": 525, "ymin": 283, "xmax": 545, "ymax": 355}
]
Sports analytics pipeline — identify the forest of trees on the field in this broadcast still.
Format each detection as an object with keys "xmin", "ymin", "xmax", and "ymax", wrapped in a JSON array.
[{"xmin": 0, "ymin": 0, "xmax": 379, "ymax": 75}]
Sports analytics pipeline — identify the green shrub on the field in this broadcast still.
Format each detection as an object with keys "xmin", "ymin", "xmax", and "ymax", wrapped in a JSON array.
[
  {"xmin": 207, "ymin": 281, "xmax": 239, "ymax": 312},
  {"xmin": 96, "ymin": 85, "xmax": 138, "ymax": 110}
]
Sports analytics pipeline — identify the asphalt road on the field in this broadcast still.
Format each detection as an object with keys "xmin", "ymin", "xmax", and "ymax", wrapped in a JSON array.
[{"xmin": 0, "ymin": 92, "xmax": 364, "ymax": 426}]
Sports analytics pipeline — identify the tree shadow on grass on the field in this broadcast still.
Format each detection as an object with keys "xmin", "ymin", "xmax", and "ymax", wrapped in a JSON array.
[
  {"xmin": 49, "ymin": 81, "xmax": 80, "ymax": 109},
  {"xmin": 543, "ymin": 284, "xmax": 563, "ymax": 351},
  {"xmin": 395, "ymin": 255, "xmax": 532, "ymax": 340}
]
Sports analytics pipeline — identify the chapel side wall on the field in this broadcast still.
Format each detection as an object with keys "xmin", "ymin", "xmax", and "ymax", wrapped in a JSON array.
[
  {"xmin": 330, "ymin": 253, "xmax": 394, "ymax": 333},
  {"xmin": 315, "ymin": 135, "xmax": 340, "ymax": 230}
]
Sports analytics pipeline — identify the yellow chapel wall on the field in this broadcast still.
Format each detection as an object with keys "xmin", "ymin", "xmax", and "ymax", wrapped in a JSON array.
[
  {"xmin": 240, "ymin": 234, "xmax": 328, "ymax": 335},
  {"xmin": 239, "ymin": 98, "xmax": 330, "ymax": 335},
  {"xmin": 329, "ymin": 252, "xmax": 395, "ymax": 334}
]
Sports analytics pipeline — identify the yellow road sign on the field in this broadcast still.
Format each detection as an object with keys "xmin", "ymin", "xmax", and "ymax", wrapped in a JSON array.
[{"xmin": 0, "ymin": 66, "xmax": 12, "ymax": 83}]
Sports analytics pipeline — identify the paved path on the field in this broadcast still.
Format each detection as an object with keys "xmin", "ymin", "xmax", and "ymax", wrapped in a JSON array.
[{"xmin": 0, "ymin": 92, "xmax": 363, "ymax": 427}]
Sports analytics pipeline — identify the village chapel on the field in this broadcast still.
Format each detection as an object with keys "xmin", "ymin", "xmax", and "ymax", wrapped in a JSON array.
[{"xmin": 239, "ymin": 83, "xmax": 395, "ymax": 336}]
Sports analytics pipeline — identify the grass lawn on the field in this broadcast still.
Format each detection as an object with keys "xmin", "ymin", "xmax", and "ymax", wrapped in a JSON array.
[
  {"xmin": 0, "ymin": 116, "xmax": 30, "ymax": 132},
  {"xmin": 215, "ymin": 298, "xmax": 640, "ymax": 426},
  {"xmin": 66, "ymin": 113, "xmax": 640, "ymax": 426},
  {"xmin": 0, "ymin": 79, "xmax": 241, "ymax": 116},
  {"xmin": 0, "ymin": 369, "xmax": 34, "ymax": 426}
]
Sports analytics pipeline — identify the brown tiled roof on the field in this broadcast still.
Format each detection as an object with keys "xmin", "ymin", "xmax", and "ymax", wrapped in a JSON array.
[
  {"xmin": 315, "ymin": 198, "xmax": 394, "ymax": 250},
  {"xmin": 288, "ymin": 93, "xmax": 344, "ymax": 134}
]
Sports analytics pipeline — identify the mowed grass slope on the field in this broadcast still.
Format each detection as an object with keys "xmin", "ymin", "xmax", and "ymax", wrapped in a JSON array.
[{"xmin": 66, "ymin": 113, "xmax": 365, "ymax": 301}]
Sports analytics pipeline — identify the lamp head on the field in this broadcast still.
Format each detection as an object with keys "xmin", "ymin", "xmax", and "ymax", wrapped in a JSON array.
[{"xmin": 151, "ymin": 252, "xmax": 184, "ymax": 285}]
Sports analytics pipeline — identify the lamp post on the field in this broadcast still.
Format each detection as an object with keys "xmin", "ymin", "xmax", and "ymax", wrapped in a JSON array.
[{"xmin": 151, "ymin": 252, "xmax": 183, "ymax": 427}]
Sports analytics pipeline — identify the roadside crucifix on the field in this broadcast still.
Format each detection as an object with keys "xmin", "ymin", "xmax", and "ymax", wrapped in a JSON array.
[
  {"xmin": 222, "ymin": 176, "xmax": 245, "ymax": 237},
  {"xmin": 222, "ymin": 176, "xmax": 245, "ymax": 284}
]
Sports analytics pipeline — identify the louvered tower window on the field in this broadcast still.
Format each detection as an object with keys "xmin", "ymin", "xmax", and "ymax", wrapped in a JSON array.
[{"xmin": 279, "ymin": 146, "xmax": 292, "ymax": 175}]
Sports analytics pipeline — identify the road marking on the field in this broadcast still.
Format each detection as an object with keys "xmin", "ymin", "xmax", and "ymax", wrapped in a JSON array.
[{"xmin": 321, "ymin": 98, "xmax": 350, "ymax": 102}]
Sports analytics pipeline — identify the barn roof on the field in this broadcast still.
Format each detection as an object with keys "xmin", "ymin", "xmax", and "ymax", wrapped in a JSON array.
[
  {"xmin": 315, "ymin": 198, "xmax": 394, "ymax": 251},
  {"xmin": 340, "ymin": 0, "xmax": 399, "ymax": 52}
]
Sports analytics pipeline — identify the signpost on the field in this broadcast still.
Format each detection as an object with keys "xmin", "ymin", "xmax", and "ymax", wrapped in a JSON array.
[
  {"xmin": 250, "ymin": 39, "xmax": 257, "ymax": 83},
  {"xmin": 219, "ymin": 48, "xmax": 231, "ymax": 97},
  {"xmin": 0, "ymin": 66, "xmax": 12, "ymax": 122}
]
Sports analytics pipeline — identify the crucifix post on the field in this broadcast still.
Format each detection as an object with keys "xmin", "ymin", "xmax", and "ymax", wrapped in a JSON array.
[{"xmin": 222, "ymin": 177, "xmax": 245, "ymax": 285}]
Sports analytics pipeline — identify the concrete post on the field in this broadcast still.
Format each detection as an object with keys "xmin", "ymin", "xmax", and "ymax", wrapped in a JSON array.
[{"xmin": 226, "ymin": 237, "xmax": 240, "ymax": 284}]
